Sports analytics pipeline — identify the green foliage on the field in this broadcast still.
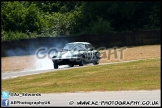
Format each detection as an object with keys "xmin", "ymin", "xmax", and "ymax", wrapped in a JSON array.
[
  {"xmin": 23, "ymin": 3, "xmax": 40, "ymax": 32},
  {"xmin": 1, "ymin": 30, "xmax": 29, "ymax": 41},
  {"xmin": 1, "ymin": 1, "xmax": 161, "ymax": 41},
  {"xmin": 1, "ymin": 1, "xmax": 28, "ymax": 32},
  {"xmin": 89, "ymin": 17, "xmax": 114, "ymax": 34}
]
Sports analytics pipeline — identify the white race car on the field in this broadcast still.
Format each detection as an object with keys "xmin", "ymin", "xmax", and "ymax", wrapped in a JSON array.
[{"xmin": 52, "ymin": 42, "xmax": 101, "ymax": 69}]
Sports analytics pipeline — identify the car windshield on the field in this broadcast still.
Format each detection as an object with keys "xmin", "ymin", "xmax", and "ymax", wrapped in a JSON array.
[
  {"xmin": 63, "ymin": 44, "xmax": 75, "ymax": 51},
  {"xmin": 73, "ymin": 44, "xmax": 86, "ymax": 51}
]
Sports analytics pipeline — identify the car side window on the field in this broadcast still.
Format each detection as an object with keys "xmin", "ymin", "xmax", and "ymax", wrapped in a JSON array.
[
  {"xmin": 89, "ymin": 44, "xmax": 92, "ymax": 49},
  {"xmin": 85, "ymin": 44, "xmax": 89, "ymax": 50},
  {"xmin": 86, "ymin": 44, "xmax": 94, "ymax": 50},
  {"xmin": 81, "ymin": 44, "xmax": 86, "ymax": 49}
]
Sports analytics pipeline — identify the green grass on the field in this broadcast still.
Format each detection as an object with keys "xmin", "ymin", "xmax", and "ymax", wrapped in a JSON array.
[{"xmin": 2, "ymin": 58, "xmax": 160, "ymax": 93}]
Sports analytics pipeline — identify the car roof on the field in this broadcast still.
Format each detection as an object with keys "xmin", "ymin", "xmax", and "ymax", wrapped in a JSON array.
[{"xmin": 66, "ymin": 42, "xmax": 90, "ymax": 44}]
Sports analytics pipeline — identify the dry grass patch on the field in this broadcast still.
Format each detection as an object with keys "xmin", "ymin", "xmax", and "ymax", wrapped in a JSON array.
[{"xmin": 99, "ymin": 44, "xmax": 161, "ymax": 63}]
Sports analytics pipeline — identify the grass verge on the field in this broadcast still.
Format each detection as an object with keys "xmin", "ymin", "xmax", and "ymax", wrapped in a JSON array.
[{"xmin": 2, "ymin": 58, "xmax": 160, "ymax": 93}]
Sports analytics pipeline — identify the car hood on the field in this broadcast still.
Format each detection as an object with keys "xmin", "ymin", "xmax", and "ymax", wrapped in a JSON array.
[{"xmin": 53, "ymin": 50, "xmax": 84, "ymax": 59}]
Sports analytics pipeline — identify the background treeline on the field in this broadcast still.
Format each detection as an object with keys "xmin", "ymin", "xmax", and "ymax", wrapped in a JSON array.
[{"xmin": 1, "ymin": 1, "xmax": 161, "ymax": 41}]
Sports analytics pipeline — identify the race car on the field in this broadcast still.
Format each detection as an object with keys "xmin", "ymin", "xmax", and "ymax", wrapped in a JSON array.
[{"xmin": 52, "ymin": 42, "xmax": 101, "ymax": 69}]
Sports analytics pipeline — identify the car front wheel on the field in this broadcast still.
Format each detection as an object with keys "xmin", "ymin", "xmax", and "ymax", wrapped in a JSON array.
[
  {"xmin": 68, "ymin": 64, "xmax": 74, "ymax": 67},
  {"xmin": 54, "ymin": 62, "xmax": 58, "ymax": 69},
  {"xmin": 93, "ymin": 58, "xmax": 99, "ymax": 65},
  {"xmin": 79, "ymin": 56, "xmax": 84, "ymax": 66}
]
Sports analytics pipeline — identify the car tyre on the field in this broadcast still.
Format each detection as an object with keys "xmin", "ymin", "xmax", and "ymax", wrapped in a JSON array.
[
  {"xmin": 68, "ymin": 64, "xmax": 74, "ymax": 67},
  {"xmin": 54, "ymin": 62, "xmax": 58, "ymax": 69},
  {"xmin": 79, "ymin": 56, "xmax": 84, "ymax": 66},
  {"xmin": 93, "ymin": 59, "xmax": 99, "ymax": 65},
  {"xmin": 93, "ymin": 53, "xmax": 100, "ymax": 65}
]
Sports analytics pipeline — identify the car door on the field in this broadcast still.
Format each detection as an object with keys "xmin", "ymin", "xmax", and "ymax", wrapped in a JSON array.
[
  {"xmin": 89, "ymin": 44, "xmax": 95, "ymax": 60},
  {"xmin": 87, "ymin": 44, "xmax": 94, "ymax": 60},
  {"xmin": 85, "ymin": 44, "xmax": 90, "ymax": 60}
]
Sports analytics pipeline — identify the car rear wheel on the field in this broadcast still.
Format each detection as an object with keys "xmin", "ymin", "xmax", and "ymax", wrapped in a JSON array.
[{"xmin": 54, "ymin": 62, "xmax": 58, "ymax": 69}]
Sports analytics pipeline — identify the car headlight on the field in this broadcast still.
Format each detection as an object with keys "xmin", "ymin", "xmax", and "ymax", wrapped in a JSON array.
[{"xmin": 96, "ymin": 52, "xmax": 101, "ymax": 59}]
